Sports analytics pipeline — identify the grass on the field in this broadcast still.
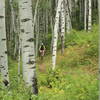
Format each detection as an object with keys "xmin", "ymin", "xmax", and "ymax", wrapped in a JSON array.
[{"xmin": 0, "ymin": 25, "xmax": 98, "ymax": 100}]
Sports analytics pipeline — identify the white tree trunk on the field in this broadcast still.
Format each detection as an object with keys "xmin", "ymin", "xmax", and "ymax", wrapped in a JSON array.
[
  {"xmin": 52, "ymin": 0, "xmax": 62, "ymax": 69},
  {"xmin": 68, "ymin": 0, "xmax": 72, "ymax": 14},
  {"xmin": 33, "ymin": 0, "xmax": 39, "ymax": 57},
  {"xmin": 10, "ymin": 0, "xmax": 15, "ymax": 33},
  {"xmin": 46, "ymin": 9, "xmax": 48, "ymax": 35},
  {"xmin": 0, "ymin": 0, "xmax": 9, "ymax": 86},
  {"xmin": 88, "ymin": 0, "xmax": 92, "ymax": 31},
  {"xmin": 61, "ymin": 2, "xmax": 65, "ymax": 54},
  {"xmin": 84, "ymin": 0, "xmax": 87, "ymax": 30},
  {"xmin": 36, "ymin": 10, "xmax": 39, "ymax": 57},
  {"xmin": 19, "ymin": 0, "xmax": 38, "ymax": 94},
  {"xmin": 18, "ymin": 37, "xmax": 21, "ymax": 81},
  {"xmin": 64, "ymin": 0, "xmax": 72, "ymax": 33},
  {"xmin": 33, "ymin": 0, "xmax": 39, "ymax": 31},
  {"xmin": 9, "ymin": 0, "xmax": 16, "ymax": 56},
  {"xmin": 98, "ymin": 0, "xmax": 100, "ymax": 27}
]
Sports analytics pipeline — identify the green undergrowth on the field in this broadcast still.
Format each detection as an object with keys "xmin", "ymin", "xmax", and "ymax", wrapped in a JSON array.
[{"xmin": 0, "ymin": 25, "xmax": 98, "ymax": 100}]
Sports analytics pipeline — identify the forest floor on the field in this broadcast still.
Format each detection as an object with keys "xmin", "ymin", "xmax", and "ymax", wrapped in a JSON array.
[
  {"xmin": 0, "ymin": 25, "xmax": 98, "ymax": 100},
  {"xmin": 36, "ymin": 43, "xmax": 98, "ymax": 100},
  {"xmin": 39, "ymin": 63, "xmax": 46, "ymax": 72}
]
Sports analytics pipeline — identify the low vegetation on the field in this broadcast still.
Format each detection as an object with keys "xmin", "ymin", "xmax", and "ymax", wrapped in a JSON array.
[{"xmin": 0, "ymin": 25, "xmax": 98, "ymax": 100}]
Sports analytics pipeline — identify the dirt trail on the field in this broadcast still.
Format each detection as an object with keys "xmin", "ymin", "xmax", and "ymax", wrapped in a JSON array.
[{"xmin": 39, "ymin": 63, "xmax": 46, "ymax": 72}]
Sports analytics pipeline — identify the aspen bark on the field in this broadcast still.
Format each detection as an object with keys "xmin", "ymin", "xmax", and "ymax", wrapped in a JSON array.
[
  {"xmin": 33, "ymin": 0, "xmax": 39, "ymax": 31},
  {"xmin": 84, "ymin": 0, "xmax": 87, "ymax": 30},
  {"xmin": 18, "ymin": 36, "xmax": 21, "ymax": 81},
  {"xmin": 0, "ymin": 0, "xmax": 9, "ymax": 86},
  {"xmin": 9, "ymin": 0, "xmax": 15, "ymax": 34},
  {"xmin": 88, "ymin": 0, "xmax": 92, "ymax": 31},
  {"xmin": 61, "ymin": 2, "xmax": 65, "ymax": 54},
  {"xmin": 64, "ymin": 0, "xmax": 72, "ymax": 33},
  {"xmin": 19, "ymin": 0, "xmax": 38, "ymax": 94},
  {"xmin": 36, "ymin": 9, "xmax": 39, "ymax": 57},
  {"xmin": 52, "ymin": 0, "xmax": 62, "ymax": 69}
]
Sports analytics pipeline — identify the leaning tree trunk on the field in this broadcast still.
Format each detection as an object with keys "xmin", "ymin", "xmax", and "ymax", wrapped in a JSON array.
[
  {"xmin": 52, "ymin": 0, "xmax": 62, "ymax": 69},
  {"xmin": 0, "ymin": 0, "xmax": 9, "ymax": 86},
  {"xmin": 61, "ymin": 1, "xmax": 65, "ymax": 54},
  {"xmin": 88, "ymin": 0, "xmax": 92, "ymax": 31},
  {"xmin": 19, "ymin": 0, "xmax": 38, "ymax": 94}
]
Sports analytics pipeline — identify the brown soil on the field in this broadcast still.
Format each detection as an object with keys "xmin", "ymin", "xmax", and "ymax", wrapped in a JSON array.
[{"xmin": 39, "ymin": 63, "xmax": 46, "ymax": 72}]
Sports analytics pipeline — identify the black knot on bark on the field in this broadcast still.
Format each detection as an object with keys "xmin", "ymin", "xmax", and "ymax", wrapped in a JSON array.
[
  {"xmin": 5, "ymin": 51, "xmax": 7, "ymax": 54},
  {"xmin": 24, "ymin": 45, "xmax": 29, "ymax": 48},
  {"xmin": 2, "ymin": 38, "xmax": 6, "ymax": 41},
  {"xmin": 0, "ymin": 16, "xmax": 4, "ymax": 18},
  {"xmin": 21, "ymin": 29, "xmax": 25, "ymax": 33},
  {"xmin": 3, "ymin": 80, "xmax": 9, "ymax": 86},
  {"xmin": 29, "ymin": 54, "xmax": 34, "ymax": 57},
  {"xmin": 27, "ymin": 60, "xmax": 35, "ymax": 64},
  {"xmin": 27, "ymin": 38, "xmax": 35, "ymax": 42},
  {"xmin": 21, "ymin": 18, "xmax": 31, "ymax": 22},
  {"xmin": 23, "ymin": 2, "xmax": 28, "ymax": 3}
]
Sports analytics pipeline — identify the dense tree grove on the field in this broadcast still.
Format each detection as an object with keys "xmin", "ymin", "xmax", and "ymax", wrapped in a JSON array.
[{"xmin": 0, "ymin": 0, "xmax": 99, "ymax": 98}]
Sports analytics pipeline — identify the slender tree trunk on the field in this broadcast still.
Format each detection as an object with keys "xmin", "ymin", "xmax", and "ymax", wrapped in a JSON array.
[
  {"xmin": 33, "ymin": 0, "xmax": 39, "ymax": 57},
  {"xmin": 9, "ymin": 0, "xmax": 14, "ymax": 37},
  {"xmin": 36, "ymin": 10, "xmax": 39, "ymax": 57},
  {"xmin": 64, "ymin": 0, "xmax": 72, "ymax": 33},
  {"xmin": 46, "ymin": 9, "xmax": 48, "ymax": 35},
  {"xmin": 0, "ymin": 0, "xmax": 9, "ymax": 86},
  {"xmin": 68, "ymin": 0, "xmax": 72, "ymax": 14},
  {"xmin": 19, "ymin": 0, "xmax": 38, "ymax": 94},
  {"xmin": 33, "ymin": 0, "xmax": 39, "ymax": 31},
  {"xmin": 18, "ymin": 36, "xmax": 21, "ymax": 81},
  {"xmin": 9, "ymin": 0, "xmax": 15, "ymax": 33},
  {"xmin": 52, "ymin": 0, "xmax": 62, "ymax": 69},
  {"xmin": 50, "ymin": 16, "xmax": 54, "ymax": 52},
  {"xmin": 88, "ymin": 0, "xmax": 92, "ymax": 31},
  {"xmin": 84, "ymin": 0, "xmax": 87, "ymax": 30},
  {"xmin": 9, "ymin": 0, "xmax": 17, "ymax": 58},
  {"xmin": 61, "ymin": 2, "xmax": 65, "ymax": 54},
  {"xmin": 80, "ymin": 0, "xmax": 82, "ymax": 24}
]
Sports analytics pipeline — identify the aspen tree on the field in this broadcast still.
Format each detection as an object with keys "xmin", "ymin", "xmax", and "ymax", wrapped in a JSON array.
[
  {"xmin": 61, "ymin": 1, "xmax": 65, "ymax": 54},
  {"xmin": 52, "ymin": 0, "xmax": 62, "ymax": 69},
  {"xmin": 19, "ymin": 0, "xmax": 38, "ymax": 94},
  {"xmin": 0, "ymin": 0, "xmax": 9, "ymax": 86},
  {"xmin": 88, "ymin": 0, "xmax": 92, "ymax": 31},
  {"xmin": 84, "ymin": 0, "xmax": 87, "ymax": 30},
  {"xmin": 64, "ymin": 0, "xmax": 72, "ymax": 33}
]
